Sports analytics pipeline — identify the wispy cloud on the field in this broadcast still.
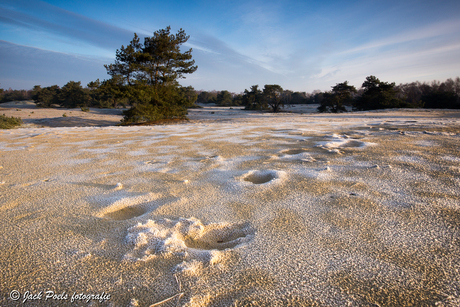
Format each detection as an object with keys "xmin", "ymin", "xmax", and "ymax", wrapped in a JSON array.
[
  {"xmin": 183, "ymin": 33, "xmax": 282, "ymax": 91},
  {"xmin": 0, "ymin": 0, "xmax": 134, "ymax": 51},
  {"xmin": 1, "ymin": 0, "xmax": 459, "ymax": 92},
  {"xmin": 0, "ymin": 40, "xmax": 110, "ymax": 89},
  {"xmin": 340, "ymin": 19, "xmax": 460, "ymax": 55},
  {"xmin": 311, "ymin": 38, "xmax": 460, "ymax": 89}
]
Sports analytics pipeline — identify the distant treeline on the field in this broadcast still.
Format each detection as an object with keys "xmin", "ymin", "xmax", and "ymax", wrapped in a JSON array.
[
  {"xmin": 0, "ymin": 80, "xmax": 196, "ymax": 110},
  {"xmin": 0, "ymin": 88, "xmax": 34, "ymax": 103},
  {"xmin": 1, "ymin": 76, "xmax": 459, "ymax": 111},
  {"xmin": 315, "ymin": 76, "xmax": 460, "ymax": 112},
  {"xmin": 197, "ymin": 76, "xmax": 460, "ymax": 111},
  {"xmin": 196, "ymin": 87, "xmax": 308, "ymax": 107}
]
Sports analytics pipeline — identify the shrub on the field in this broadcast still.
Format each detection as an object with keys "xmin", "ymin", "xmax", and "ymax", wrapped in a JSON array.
[{"xmin": 0, "ymin": 114, "xmax": 22, "ymax": 129}]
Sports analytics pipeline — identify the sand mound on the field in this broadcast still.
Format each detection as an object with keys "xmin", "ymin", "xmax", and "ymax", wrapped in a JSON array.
[
  {"xmin": 124, "ymin": 218, "xmax": 254, "ymax": 265},
  {"xmin": 278, "ymin": 150, "xmax": 316, "ymax": 162},
  {"xmin": 316, "ymin": 133, "xmax": 375, "ymax": 150}
]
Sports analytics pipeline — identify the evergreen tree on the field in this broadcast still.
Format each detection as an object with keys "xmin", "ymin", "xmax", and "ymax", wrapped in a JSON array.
[
  {"xmin": 215, "ymin": 90, "xmax": 233, "ymax": 106},
  {"xmin": 243, "ymin": 85, "xmax": 266, "ymax": 110},
  {"xmin": 99, "ymin": 75, "xmax": 126, "ymax": 107},
  {"xmin": 319, "ymin": 81, "xmax": 356, "ymax": 113},
  {"xmin": 290, "ymin": 91, "xmax": 308, "ymax": 104},
  {"xmin": 263, "ymin": 84, "xmax": 284, "ymax": 112},
  {"xmin": 354, "ymin": 76, "xmax": 405, "ymax": 110},
  {"xmin": 32, "ymin": 85, "xmax": 61, "ymax": 107},
  {"xmin": 140, "ymin": 27, "xmax": 197, "ymax": 86},
  {"xmin": 105, "ymin": 26, "xmax": 198, "ymax": 123},
  {"xmin": 104, "ymin": 34, "xmax": 141, "ymax": 86},
  {"xmin": 105, "ymin": 27, "xmax": 197, "ymax": 88},
  {"xmin": 178, "ymin": 86, "xmax": 198, "ymax": 108},
  {"xmin": 197, "ymin": 91, "xmax": 218, "ymax": 104},
  {"xmin": 59, "ymin": 81, "xmax": 90, "ymax": 108}
]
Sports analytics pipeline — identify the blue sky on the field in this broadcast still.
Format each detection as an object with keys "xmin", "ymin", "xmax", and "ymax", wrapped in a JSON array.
[{"xmin": 1, "ymin": 0, "xmax": 460, "ymax": 93}]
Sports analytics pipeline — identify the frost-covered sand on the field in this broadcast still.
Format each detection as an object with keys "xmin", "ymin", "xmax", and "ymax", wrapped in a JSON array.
[{"xmin": 1, "ymin": 103, "xmax": 460, "ymax": 306}]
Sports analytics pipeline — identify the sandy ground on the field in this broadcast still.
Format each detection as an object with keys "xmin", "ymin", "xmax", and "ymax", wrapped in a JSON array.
[
  {"xmin": 1, "ymin": 101, "xmax": 460, "ymax": 306},
  {"xmin": 0, "ymin": 101, "xmax": 125, "ymax": 127}
]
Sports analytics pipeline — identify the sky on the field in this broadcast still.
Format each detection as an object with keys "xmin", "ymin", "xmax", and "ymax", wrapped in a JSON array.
[{"xmin": 1, "ymin": 0, "xmax": 460, "ymax": 93}]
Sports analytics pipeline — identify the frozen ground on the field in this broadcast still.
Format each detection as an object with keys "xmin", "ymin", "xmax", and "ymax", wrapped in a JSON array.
[{"xmin": 1, "ymin": 103, "xmax": 460, "ymax": 306}]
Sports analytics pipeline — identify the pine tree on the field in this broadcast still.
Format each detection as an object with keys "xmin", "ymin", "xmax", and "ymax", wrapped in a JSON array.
[
  {"xmin": 105, "ymin": 27, "xmax": 197, "ymax": 88},
  {"xmin": 318, "ymin": 81, "xmax": 356, "ymax": 113},
  {"xmin": 104, "ymin": 27, "xmax": 198, "ymax": 123},
  {"xmin": 263, "ymin": 84, "xmax": 284, "ymax": 112}
]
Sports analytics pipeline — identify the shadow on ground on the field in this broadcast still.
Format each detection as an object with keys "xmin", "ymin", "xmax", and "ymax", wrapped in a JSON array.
[{"xmin": 27, "ymin": 116, "xmax": 122, "ymax": 127}]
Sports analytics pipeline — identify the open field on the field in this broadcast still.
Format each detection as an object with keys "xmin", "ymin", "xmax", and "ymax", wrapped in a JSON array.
[{"xmin": 1, "ymin": 101, "xmax": 460, "ymax": 306}]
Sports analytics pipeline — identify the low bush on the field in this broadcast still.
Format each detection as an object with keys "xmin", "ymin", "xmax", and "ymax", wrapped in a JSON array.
[{"xmin": 0, "ymin": 114, "xmax": 22, "ymax": 129}]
